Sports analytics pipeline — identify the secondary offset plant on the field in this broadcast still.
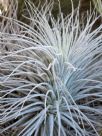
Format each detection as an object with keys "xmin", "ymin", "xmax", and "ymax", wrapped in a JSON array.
[{"xmin": 0, "ymin": 1, "xmax": 102, "ymax": 136}]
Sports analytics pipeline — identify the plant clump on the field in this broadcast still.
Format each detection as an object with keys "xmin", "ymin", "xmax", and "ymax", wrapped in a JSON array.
[{"xmin": 0, "ymin": 1, "xmax": 102, "ymax": 136}]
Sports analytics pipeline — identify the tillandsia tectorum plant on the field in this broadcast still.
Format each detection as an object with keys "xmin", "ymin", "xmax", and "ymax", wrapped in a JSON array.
[{"xmin": 0, "ymin": 0, "xmax": 102, "ymax": 136}]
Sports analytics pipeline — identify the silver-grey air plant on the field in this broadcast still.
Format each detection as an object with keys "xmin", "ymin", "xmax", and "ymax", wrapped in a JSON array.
[{"xmin": 0, "ymin": 1, "xmax": 102, "ymax": 136}]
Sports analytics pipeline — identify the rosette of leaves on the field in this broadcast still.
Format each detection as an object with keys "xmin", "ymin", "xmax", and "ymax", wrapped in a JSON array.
[{"xmin": 0, "ymin": 1, "xmax": 102, "ymax": 136}]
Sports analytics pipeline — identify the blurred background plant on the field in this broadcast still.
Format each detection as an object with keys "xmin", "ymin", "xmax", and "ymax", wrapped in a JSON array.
[
  {"xmin": 17, "ymin": 0, "xmax": 79, "ymax": 22},
  {"xmin": 0, "ymin": 0, "xmax": 19, "ymax": 33},
  {"xmin": 1, "ymin": 0, "xmax": 102, "ymax": 17},
  {"xmin": 92, "ymin": 0, "xmax": 102, "ymax": 15},
  {"xmin": 0, "ymin": 0, "xmax": 98, "ymax": 21},
  {"xmin": 0, "ymin": 0, "xmax": 8, "ymax": 14}
]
